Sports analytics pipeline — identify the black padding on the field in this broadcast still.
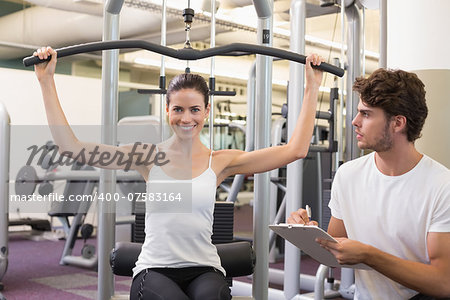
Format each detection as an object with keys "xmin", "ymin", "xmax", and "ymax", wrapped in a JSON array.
[
  {"xmin": 23, "ymin": 40, "xmax": 345, "ymax": 77},
  {"xmin": 110, "ymin": 241, "xmax": 141, "ymax": 277},
  {"xmin": 8, "ymin": 218, "xmax": 51, "ymax": 231},
  {"xmin": 216, "ymin": 241, "xmax": 255, "ymax": 277},
  {"xmin": 117, "ymin": 202, "xmax": 254, "ymax": 278},
  {"xmin": 212, "ymin": 202, "xmax": 234, "ymax": 244},
  {"xmin": 110, "ymin": 241, "xmax": 255, "ymax": 278}
]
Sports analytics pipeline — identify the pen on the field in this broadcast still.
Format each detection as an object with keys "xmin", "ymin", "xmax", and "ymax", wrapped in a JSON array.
[{"xmin": 306, "ymin": 205, "xmax": 311, "ymax": 225}]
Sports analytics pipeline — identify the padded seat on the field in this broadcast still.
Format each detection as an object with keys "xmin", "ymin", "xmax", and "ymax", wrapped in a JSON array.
[
  {"xmin": 110, "ymin": 240, "xmax": 255, "ymax": 278},
  {"xmin": 110, "ymin": 201, "xmax": 255, "ymax": 299}
]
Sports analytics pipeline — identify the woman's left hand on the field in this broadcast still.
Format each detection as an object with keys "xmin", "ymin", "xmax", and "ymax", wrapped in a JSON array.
[{"xmin": 305, "ymin": 53, "xmax": 325, "ymax": 90}]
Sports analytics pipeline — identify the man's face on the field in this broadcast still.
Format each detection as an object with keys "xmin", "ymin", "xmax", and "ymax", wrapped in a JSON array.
[{"xmin": 351, "ymin": 100, "xmax": 394, "ymax": 152}]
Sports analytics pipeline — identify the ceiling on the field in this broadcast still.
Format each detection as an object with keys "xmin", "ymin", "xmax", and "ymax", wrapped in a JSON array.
[{"xmin": 0, "ymin": 0, "xmax": 380, "ymax": 82}]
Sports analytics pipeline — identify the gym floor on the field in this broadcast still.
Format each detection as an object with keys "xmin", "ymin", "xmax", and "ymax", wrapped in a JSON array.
[{"xmin": 1, "ymin": 204, "xmax": 343, "ymax": 300}]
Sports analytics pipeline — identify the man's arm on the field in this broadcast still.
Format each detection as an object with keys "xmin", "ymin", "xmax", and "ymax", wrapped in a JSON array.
[
  {"xmin": 318, "ymin": 232, "xmax": 450, "ymax": 298},
  {"xmin": 327, "ymin": 216, "xmax": 348, "ymax": 238}
]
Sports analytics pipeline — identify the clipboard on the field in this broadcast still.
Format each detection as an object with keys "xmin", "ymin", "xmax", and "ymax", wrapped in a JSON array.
[{"xmin": 270, "ymin": 223, "xmax": 370, "ymax": 269}]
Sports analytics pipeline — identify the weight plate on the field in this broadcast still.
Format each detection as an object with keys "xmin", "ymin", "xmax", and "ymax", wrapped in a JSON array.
[
  {"xmin": 15, "ymin": 166, "xmax": 38, "ymax": 196},
  {"xmin": 81, "ymin": 244, "xmax": 95, "ymax": 259},
  {"xmin": 80, "ymin": 223, "xmax": 94, "ymax": 240},
  {"xmin": 41, "ymin": 154, "xmax": 56, "ymax": 170},
  {"xmin": 38, "ymin": 182, "xmax": 53, "ymax": 196}
]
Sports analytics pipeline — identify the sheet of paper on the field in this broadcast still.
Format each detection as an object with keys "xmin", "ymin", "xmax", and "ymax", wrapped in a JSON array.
[{"xmin": 270, "ymin": 223, "xmax": 370, "ymax": 269}]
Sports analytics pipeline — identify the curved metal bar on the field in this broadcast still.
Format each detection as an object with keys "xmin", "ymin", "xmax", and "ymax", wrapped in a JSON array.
[{"xmin": 23, "ymin": 40, "xmax": 345, "ymax": 77}]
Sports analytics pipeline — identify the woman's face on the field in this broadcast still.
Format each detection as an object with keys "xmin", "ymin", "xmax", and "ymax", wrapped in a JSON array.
[{"xmin": 166, "ymin": 88, "xmax": 209, "ymax": 140}]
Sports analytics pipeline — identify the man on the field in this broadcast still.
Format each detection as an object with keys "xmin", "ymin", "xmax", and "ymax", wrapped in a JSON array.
[{"xmin": 288, "ymin": 69, "xmax": 450, "ymax": 299}]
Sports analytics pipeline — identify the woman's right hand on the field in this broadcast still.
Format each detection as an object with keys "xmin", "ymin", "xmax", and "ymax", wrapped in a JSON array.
[{"xmin": 33, "ymin": 46, "xmax": 57, "ymax": 82}]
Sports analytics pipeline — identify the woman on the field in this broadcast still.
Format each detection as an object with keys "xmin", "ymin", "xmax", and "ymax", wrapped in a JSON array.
[{"xmin": 34, "ymin": 47, "xmax": 324, "ymax": 300}]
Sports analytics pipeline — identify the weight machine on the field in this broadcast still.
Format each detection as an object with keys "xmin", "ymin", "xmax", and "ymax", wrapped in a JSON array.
[{"xmin": 21, "ymin": 0, "xmax": 345, "ymax": 299}]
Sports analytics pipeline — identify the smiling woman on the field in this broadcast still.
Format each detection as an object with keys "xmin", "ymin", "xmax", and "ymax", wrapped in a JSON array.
[
  {"xmin": 163, "ymin": 74, "xmax": 211, "ymax": 144},
  {"xmin": 33, "ymin": 46, "xmax": 325, "ymax": 300}
]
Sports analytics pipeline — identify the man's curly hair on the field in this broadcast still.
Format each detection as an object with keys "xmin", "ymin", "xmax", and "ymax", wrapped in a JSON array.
[{"xmin": 353, "ymin": 69, "xmax": 428, "ymax": 142}]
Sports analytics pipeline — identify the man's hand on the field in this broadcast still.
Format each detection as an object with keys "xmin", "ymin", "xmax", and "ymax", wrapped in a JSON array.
[
  {"xmin": 316, "ymin": 237, "xmax": 371, "ymax": 265},
  {"xmin": 287, "ymin": 208, "xmax": 318, "ymax": 226}
]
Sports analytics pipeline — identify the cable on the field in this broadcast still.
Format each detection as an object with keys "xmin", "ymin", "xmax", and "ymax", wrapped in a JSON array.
[{"xmin": 314, "ymin": 12, "xmax": 340, "ymax": 137}]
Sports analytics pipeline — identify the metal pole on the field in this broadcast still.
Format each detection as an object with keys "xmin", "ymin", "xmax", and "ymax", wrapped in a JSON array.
[
  {"xmin": 0, "ymin": 102, "xmax": 10, "ymax": 298},
  {"xmin": 316, "ymin": 141, "xmax": 323, "ymax": 227},
  {"xmin": 379, "ymin": 0, "xmax": 387, "ymax": 68},
  {"xmin": 160, "ymin": 0, "xmax": 167, "ymax": 141},
  {"xmin": 332, "ymin": 57, "xmax": 341, "ymax": 171},
  {"xmin": 313, "ymin": 264, "xmax": 330, "ymax": 300},
  {"xmin": 209, "ymin": 0, "xmax": 216, "ymax": 149},
  {"xmin": 340, "ymin": 3, "xmax": 361, "ymax": 298},
  {"xmin": 344, "ymin": 4, "xmax": 361, "ymax": 162},
  {"xmin": 268, "ymin": 117, "xmax": 285, "ymax": 262},
  {"xmin": 32, "ymin": 170, "xmax": 142, "ymax": 181},
  {"xmin": 252, "ymin": 1, "xmax": 273, "ymax": 299},
  {"xmin": 338, "ymin": 1, "xmax": 345, "ymax": 165},
  {"xmin": 226, "ymin": 61, "xmax": 256, "ymax": 202},
  {"xmin": 245, "ymin": 62, "xmax": 256, "ymax": 153},
  {"xmin": 284, "ymin": 0, "xmax": 306, "ymax": 298},
  {"xmin": 361, "ymin": 7, "xmax": 365, "ymax": 77},
  {"xmin": 98, "ymin": 1, "xmax": 123, "ymax": 299}
]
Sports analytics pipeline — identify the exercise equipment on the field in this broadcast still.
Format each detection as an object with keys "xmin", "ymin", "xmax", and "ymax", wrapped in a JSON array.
[
  {"xmin": 13, "ymin": 161, "xmax": 141, "ymax": 269},
  {"xmin": 110, "ymin": 202, "xmax": 255, "ymax": 286},
  {"xmin": 0, "ymin": 103, "xmax": 8, "ymax": 300},
  {"xmin": 15, "ymin": 166, "xmax": 38, "ymax": 197},
  {"xmin": 14, "ymin": 165, "xmax": 142, "ymax": 197},
  {"xmin": 80, "ymin": 223, "xmax": 95, "ymax": 259},
  {"xmin": 21, "ymin": 0, "xmax": 347, "ymax": 298},
  {"xmin": 23, "ymin": 43, "xmax": 344, "ymax": 78},
  {"xmin": 111, "ymin": 241, "xmax": 255, "ymax": 280},
  {"xmin": 47, "ymin": 162, "xmax": 98, "ymax": 269}
]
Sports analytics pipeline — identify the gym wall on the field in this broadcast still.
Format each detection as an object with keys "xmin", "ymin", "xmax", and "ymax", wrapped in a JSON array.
[
  {"xmin": 387, "ymin": 0, "xmax": 450, "ymax": 168},
  {"xmin": 0, "ymin": 67, "xmax": 102, "ymax": 222}
]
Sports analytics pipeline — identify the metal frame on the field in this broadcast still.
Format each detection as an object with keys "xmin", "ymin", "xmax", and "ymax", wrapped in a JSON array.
[
  {"xmin": 0, "ymin": 102, "xmax": 10, "ymax": 300},
  {"xmin": 98, "ymin": 1, "xmax": 123, "ymax": 299},
  {"xmin": 284, "ymin": 0, "xmax": 306, "ymax": 298},
  {"xmin": 159, "ymin": 0, "xmax": 167, "ymax": 142},
  {"xmin": 269, "ymin": 117, "xmax": 285, "ymax": 262},
  {"xmin": 19, "ymin": 0, "xmax": 349, "ymax": 298},
  {"xmin": 23, "ymin": 42, "xmax": 344, "ymax": 78},
  {"xmin": 344, "ymin": 3, "xmax": 362, "ymax": 162},
  {"xmin": 209, "ymin": 0, "xmax": 216, "ymax": 150},
  {"xmin": 225, "ymin": 60, "xmax": 256, "ymax": 203},
  {"xmin": 17, "ymin": 169, "xmax": 142, "ymax": 182},
  {"xmin": 379, "ymin": 0, "xmax": 387, "ymax": 68},
  {"xmin": 252, "ymin": 0, "xmax": 273, "ymax": 298}
]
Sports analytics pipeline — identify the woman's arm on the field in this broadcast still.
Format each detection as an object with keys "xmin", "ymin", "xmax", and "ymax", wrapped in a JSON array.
[
  {"xmin": 219, "ymin": 54, "xmax": 324, "ymax": 177},
  {"xmin": 34, "ymin": 47, "xmax": 152, "ymax": 177}
]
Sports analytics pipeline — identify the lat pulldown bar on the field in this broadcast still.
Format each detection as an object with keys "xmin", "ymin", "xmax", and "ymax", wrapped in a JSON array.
[{"xmin": 23, "ymin": 40, "xmax": 345, "ymax": 77}]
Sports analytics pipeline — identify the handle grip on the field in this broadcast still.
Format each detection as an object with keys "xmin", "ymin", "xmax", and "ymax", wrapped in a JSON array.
[{"xmin": 23, "ymin": 40, "xmax": 345, "ymax": 77}]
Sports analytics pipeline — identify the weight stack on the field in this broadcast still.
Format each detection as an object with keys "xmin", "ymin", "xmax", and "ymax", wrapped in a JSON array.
[
  {"xmin": 321, "ymin": 172, "xmax": 335, "ymax": 231},
  {"xmin": 212, "ymin": 202, "xmax": 234, "ymax": 244},
  {"xmin": 321, "ymin": 189, "xmax": 332, "ymax": 231},
  {"xmin": 133, "ymin": 200, "xmax": 146, "ymax": 243}
]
